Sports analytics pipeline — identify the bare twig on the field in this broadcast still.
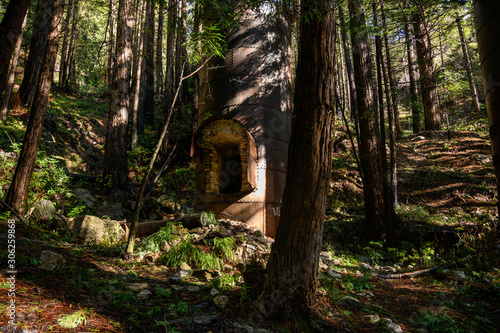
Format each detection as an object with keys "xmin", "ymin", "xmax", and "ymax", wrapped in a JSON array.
[{"xmin": 377, "ymin": 266, "xmax": 439, "ymax": 279}]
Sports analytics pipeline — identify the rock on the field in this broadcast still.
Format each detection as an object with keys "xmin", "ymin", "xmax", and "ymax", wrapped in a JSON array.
[
  {"xmin": 136, "ymin": 289, "xmax": 152, "ymax": 300},
  {"xmin": 252, "ymin": 229, "xmax": 264, "ymax": 238},
  {"xmin": 33, "ymin": 200, "xmax": 56, "ymax": 221},
  {"xmin": 73, "ymin": 188, "xmax": 96, "ymax": 208},
  {"xmin": 320, "ymin": 251, "xmax": 332, "ymax": 261},
  {"xmin": 360, "ymin": 263, "xmax": 372, "ymax": 270},
  {"xmin": 144, "ymin": 253, "xmax": 160, "ymax": 263},
  {"xmin": 231, "ymin": 321, "xmax": 272, "ymax": 333},
  {"xmin": 328, "ymin": 269, "xmax": 342, "ymax": 279},
  {"xmin": 158, "ymin": 195, "xmax": 180, "ymax": 213},
  {"xmin": 364, "ymin": 314, "xmax": 380, "ymax": 323},
  {"xmin": 69, "ymin": 215, "xmax": 126, "ymax": 246},
  {"xmin": 332, "ymin": 258, "xmax": 342, "ymax": 266},
  {"xmin": 178, "ymin": 270, "xmax": 190, "ymax": 277},
  {"xmin": 192, "ymin": 269, "xmax": 215, "ymax": 282},
  {"xmin": 96, "ymin": 202, "xmax": 123, "ymax": 220},
  {"xmin": 210, "ymin": 288, "xmax": 220, "ymax": 296},
  {"xmin": 456, "ymin": 271, "xmax": 466, "ymax": 279},
  {"xmin": 187, "ymin": 285, "xmax": 200, "ymax": 292},
  {"xmin": 319, "ymin": 260, "xmax": 329, "ymax": 270},
  {"xmin": 171, "ymin": 285, "xmax": 184, "ymax": 291},
  {"xmin": 160, "ymin": 239, "xmax": 171, "ymax": 252},
  {"xmin": 190, "ymin": 315, "xmax": 220, "ymax": 325},
  {"xmin": 383, "ymin": 319, "xmax": 403, "ymax": 333},
  {"xmin": 476, "ymin": 154, "xmax": 490, "ymax": 164},
  {"xmin": 341, "ymin": 296, "xmax": 359, "ymax": 308},
  {"xmin": 354, "ymin": 270, "xmax": 364, "ymax": 277},
  {"xmin": 39, "ymin": 250, "xmax": 65, "ymax": 271},
  {"xmin": 180, "ymin": 262, "xmax": 192, "ymax": 271},
  {"xmin": 213, "ymin": 295, "xmax": 229, "ymax": 308},
  {"xmin": 125, "ymin": 283, "xmax": 149, "ymax": 292}
]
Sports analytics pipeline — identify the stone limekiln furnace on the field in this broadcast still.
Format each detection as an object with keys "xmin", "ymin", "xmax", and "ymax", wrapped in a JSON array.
[{"xmin": 192, "ymin": 3, "xmax": 292, "ymax": 236}]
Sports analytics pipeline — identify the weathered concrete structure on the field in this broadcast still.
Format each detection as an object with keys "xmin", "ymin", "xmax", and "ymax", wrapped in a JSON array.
[{"xmin": 193, "ymin": 3, "xmax": 292, "ymax": 236}]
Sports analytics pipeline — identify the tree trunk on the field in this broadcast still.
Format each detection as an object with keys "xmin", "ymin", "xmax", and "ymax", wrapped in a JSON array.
[
  {"xmin": 474, "ymin": 0, "xmax": 500, "ymax": 217},
  {"xmin": 67, "ymin": 0, "xmax": 79, "ymax": 86},
  {"xmin": 131, "ymin": 0, "xmax": 142, "ymax": 91},
  {"xmin": 0, "ymin": 11, "xmax": 27, "ymax": 124},
  {"xmin": 259, "ymin": 0, "xmax": 335, "ymax": 322},
  {"xmin": 457, "ymin": 16, "xmax": 481, "ymax": 114},
  {"xmin": 103, "ymin": 0, "xmax": 134, "ymax": 191},
  {"xmin": 18, "ymin": 0, "xmax": 55, "ymax": 108},
  {"xmin": 349, "ymin": 0, "xmax": 394, "ymax": 243},
  {"xmin": 3, "ymin": 0, "xmax": 64, "ymax": 211},
  {"xmin": 108, "ymin": 0, "xmax": 116, "ymax": 86},
  {"xmin": 131, "ymin": 0, "xmax": 146, "ymax": 150},
  {"xmin": 414, "ymin": 4, "xmax": 441, "ymax": 130},
  {"xmin": 156, "ymin": 0, "xmax": 164, "ymax": 96},
  {"xmin": 58, "ymin": 0, "xmax": 73, "ymax": 88},
  {"xmin": 0, "ymin": 0, "xmax": 31, "ymax": 97},
  {"xmin": 400, "ymin": 0, "xmax": 421, "ymax": 133},
  {"xmin": 143, "ymin": 0, "xmax": 154, "ymax": 125}
]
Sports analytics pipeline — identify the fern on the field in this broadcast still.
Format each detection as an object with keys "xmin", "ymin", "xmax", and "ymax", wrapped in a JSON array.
[{"xmin": 58, "ymin": 309, "xmax": 87, "ymax": 329}]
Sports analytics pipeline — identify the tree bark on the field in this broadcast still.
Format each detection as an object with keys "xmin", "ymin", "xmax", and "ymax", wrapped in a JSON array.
[
  {"xmin": 413, "ymin": 4, "xmax": 441, "ymax": 130},
  {"xmin": 259, "ymin": 0, "xmax": 335, "ymax": 322},
  {"xmin": 4, "ymin": 0, "xmax": 64, "ymax": 211},
  {"xmin": 67, "ymin": 0, "xmax": 79, "ymax": 86},
  {"xmin": 58, "ymin": 0, "xmax": 73, "ymax": 88},
  {"xmin": 0, "ymin": 0, "xmax": 31, "ymax": 98},
  {"xmin": 103, "ymin": 0, "xmax": 134, "ymax": 191},
  {"xmin": 474, "ymin": 0, "xmax": 500, "ymax": 217},
  {"xmin": 156, "ymin": 0, "xmax": 164, "ymax": 96},
  {"xmin": 18, "ymin": 0, "xmax": 55, "ymax": 108},
  {"xmin": 349, "ymin": 0, "xmax": 394, "ymax": 243},
  {"xmin": 142, "ymin": 0, "xmax": 154, "ymax": 125},
  {"xmin": 0, "ymin": 11, "xmax": 27, "ymax": 124},
  {"xmin": 131, "ymin": 0, "xmax": 146, "ymax": 149},
  {"xmin": 457, "ymin": 16, "xmax": 481, "ymax": 114},
  {"xmin": 108, "ymin": 0, "xmax": 116, "ymax": 86}
]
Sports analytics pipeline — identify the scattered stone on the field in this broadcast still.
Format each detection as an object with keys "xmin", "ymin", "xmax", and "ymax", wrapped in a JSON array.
[
  {"xmin": 213, "ymin": 295, "xmax": 229, "ymax": 308},
  {"xmin": 210, "ymin": 288, "xmax": 220, "ymax": 296},
  {"xmin": 340, "ymin": 268, "xmax": 349, "ymax": 274},
  {"xmin": 178, "ymin": 270, "xmax": 190, "ymax": 278},
  {"xmin": 354, "ymin": 270, "xmax": 364, "ymax": 277},
  {"xmin": 187, "ymin": 285, "xmax": 200, "ymax": 292},
  {"xmin": 39, "ymin": 250, "xmax": 65, "ymax": 271},
  {"xmin": 180, "ymin": 262, "xmax": 192, "ymax": 271},
  {"xmin": 69, "ymin": 215, "xmax": 126, "ymax": 246},
  {"xmin": 341, "ymin": 296, "xmax": 359, "ymax": 308},
  {"xmin": 73, "ymin": 188, "xmax": 96, "ymax": 208},
  {"xmin": 143, "ymin": 253, "xmax": 160, "ymax": 263},
  {"xmin": 320, "ymin": 251, "xmax": 332, "ymax": 261},
  {"xmin": 360, "ymin": 263, "xmax": 372, "ymax": 270},
  {"xmin": 364, "ymin": 314, "xmax": 380, "ymax": 323},
  {"xmin": 171, "ymin": 285, "xmax": 184, "ymax": 291},
  {"xmin": 328, "ymin": 269, "xmax": 342, "ymax": 279},
  {"xmin": 383, "ymin": 318, "xmax": 404, "ymax": 333},
  {"xmin": 158, "ymin": 195, "xmax": 180, "ymax": 213},
  {"xmin": 357, "ymin": 291, "xmax": 374, "ymax": 298},
  {"xmin": 475, "ymin": 154, "xmax": 490, "ymax": 164},
  {"xmin": 160, "ymin": 239, "xmax": 171, "ymax": 252},
  {"xmin": 96, "ymin": 202, "xmax": 124, "ymax": 220},
  {"xmin": 33, "ymin": 200, "xmax": 56, "ymax": 221},
  {"xmin": 169, "ymin": 275, "xmax": 184, "ymax": 284},
  {"xmin": 319, "ymin": 260, "xmax": 329, "ymax": 270},
  {"xmin": 190, "ymin": 315, "xmax": 220, "ymax": 325},
  {"xmin": 125, "ymin": 283, "xmax": 149, "ymax": 292},
  {"xmin": 136, "ymin": 289, "xmax": 152, "ymax": 300},
  {"xmin": 192, "ymin": 269, "xmax": 215, "ymax": 282},
  {"xmin": 332, "ymin": 258, "xmax": 342, "ymax": 266},
  {"xmin": 456, "ymin": 271, "xmax": 466, "ymax": 279}
]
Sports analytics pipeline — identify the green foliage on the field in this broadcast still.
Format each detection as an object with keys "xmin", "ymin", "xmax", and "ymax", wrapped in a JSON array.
[
  {"xmin": 211, "ymin": 273, "xmax": 237, "ymax": 290},
  {"xmin": 58, "ymin": 309, "xmax": 89, "ymax": 329},
  {"xmin": 363, "ymin": 241, "xmax": 385, "ymax": 265},
  {"xmin": 138, "ymin": 223, "xmax": 179, "ymax": 253},
  {"xmin": 159, "ymin": 237, "xmax": 222, "ymax": 270},
  {"xmin": 213, "ymin": 237, "xmax": 237, "ymax": 261},
  {"xmin": 167, "ymin": 301, "xmax": 191, "ymax": 316},
  {"xmin": 413, "ymin": 310, "xmax": 463, "ymax": 332},
  {"xmin": 155, "ymin": 287, "xmax": 172, "ymax": 299}
]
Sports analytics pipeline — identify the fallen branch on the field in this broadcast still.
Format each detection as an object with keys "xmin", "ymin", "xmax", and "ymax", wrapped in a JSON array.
[
  {"xmin": 377, "ymin": 266, "xmax": 439, "ymax": 279},
  {"xmin": 0, "ymin": 198, "xmax": 27, "ymax": 224}
]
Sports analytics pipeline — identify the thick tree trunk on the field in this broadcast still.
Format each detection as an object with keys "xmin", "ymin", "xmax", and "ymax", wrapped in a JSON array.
[
  {"xmin": 156, "ymin": 1, "xmax": 164, "ymax": 96},
  {"xmin": 349, "ymin": 0, "xmax": 394, "ymax": 243},
  {"xmin": 103, "ymin": 0, "xmax": 134, "ymax": 191},
  {"xmin": 0, "ymin": 12, "xmax": 27, "ymax": 124},
  {"xmin": 474, "ymin": 0, "xmax": 500, "ymax": 217},
  {"xmin": 0, "ymin": 0, "xmax": 31, "ymax": 97},
  {"xmin": 4, "ymin": 0, "xmax": 64, "ymax": 211},
  {"xmin": 457, "ymin": 17, "xmax": 481, "ymax": 114},
  {"xmin": 259, "ymin": 0, "xmax": 334, "ymax": 322},
  {"xmin": 401, "ymin": 0, "xmax": 421, "ymax": 133},
  {"xmin": 58, "ymin": 0, "xmax": 73, "ymax": 88},
  {"xmin": 108, "ymin": 0, "xmax": 116, "ymax": 85},
  {"xmin": 18, "ymin": 0, "xmax": 55, "ymax": 108},
  {"xmin": 414, "ymin": 5, "xmax": 441, "ymax": 130}
]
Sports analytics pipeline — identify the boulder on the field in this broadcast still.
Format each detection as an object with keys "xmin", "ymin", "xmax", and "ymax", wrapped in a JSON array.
[
  {"xmin": 73, "ymin": 188, "xmax": 96, "ymax": 208},
  {"xmin": 39, "ymin": 250, "xmax": 65, "ymax": 271},
  {"xmin": 213, "ymin": 295, "xmax": 229, "ymax": 308},
  {"xmin": 69, "ymin": 215, "xmax": 126, "ymax": 246},
  {"xmin": 33, "ymin": 200, "xmax": 56, "ymax": 221},
  {"xmin": 96, "ymin": 202, "xmax": 124, "ymax": 220}
]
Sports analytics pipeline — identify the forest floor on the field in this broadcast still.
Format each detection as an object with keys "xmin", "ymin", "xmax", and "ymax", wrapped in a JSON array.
[{"xmin": 0, "ymin": 92, "xmax": 499, "ymax": 332}]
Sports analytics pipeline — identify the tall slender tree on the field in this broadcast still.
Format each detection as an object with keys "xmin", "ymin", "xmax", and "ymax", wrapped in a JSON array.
[
  {"xmin": 4, "ymin": 0, "xmax": 64, "ymax": 211},
  {"xmin": 102, "ymin": 0, "xmax": 134, "ymax": 191},
  {"xmin": 59, "ymin": 0, "xmax": 73, "ymax": 88},
  {"xmin": 260, "ymin": 0, "xmax": 335, "ymax": 322}
]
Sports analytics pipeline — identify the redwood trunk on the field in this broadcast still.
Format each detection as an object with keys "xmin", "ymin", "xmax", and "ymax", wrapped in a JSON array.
[
  {"xmin": 103, "ymin": 0, "xmax": 134, "ymax": 191},
  {"xmin": 260, "ymin": 0, "xmax": 335, "ymax": 320},
  {"xmin": 58, "ymin": 0, "xmax": 73, "ymax": 88},
  {"xmin": 4, "ymin": 0, "xmax": 64, "ymax": 211},
  {"xmin": 108, "ymin": 0, "xmax": 116, "ymax": 85}
]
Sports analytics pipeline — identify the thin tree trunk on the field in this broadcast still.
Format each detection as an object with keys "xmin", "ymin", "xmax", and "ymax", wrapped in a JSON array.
[
  {"xmin": 131, "ymin": 0, "xmax": 146, "ymax": 150},
  {"xmin": 0, "ymin": 0, "xmax": 31, "ymax": 97},
  {"xmin": 259, "ymin": 0, "xmax": 334, "ymax": 322},
  {"xmin": 156, "ymin": 0, "xmax": 164, "ymax": 96},
  {"xmin": 58, "ymin": 0, "xmax": 73, "ymax": 88},
  {"xmin": 457, "ymin": 16, "xmax": 481, "ymax": 113},
  {"xmin": 143, "ymin": 0, "xmax": 155, "ymax": 125},
  {"xmin": 0, "ymin": 12, "xmax": 27, "ymax": 124},
  {"xmin": 414, "ymin": 4, "xmax": 441, "ymax": 130},
  {"xmin": 67, "ymin": 0, "xmax": 79, "ymax": 86},
  {"xmin": 108, "ymin": 0, "xmax": 116, "ymax": 85},
  {"xmin": 131, "ymin": 0, "xmax": 142, "ymax": 91},
  {"xmin": 3, "ymin": 0, "xmax": 64, "ymax": 211},
  {"xmin": 18, "ymin": 0, "xmax": 55, "ymax": 108},
  {"xmin": 349, "ymin": 0, "xmax": 394, "ymax": 243},
  {"xmin": 103, "ymin": 0, "xmax": 134, "ymax": 191}
]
